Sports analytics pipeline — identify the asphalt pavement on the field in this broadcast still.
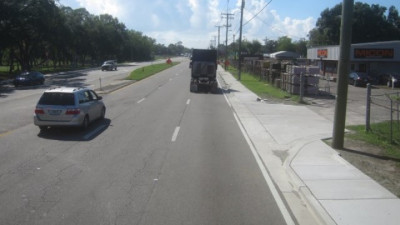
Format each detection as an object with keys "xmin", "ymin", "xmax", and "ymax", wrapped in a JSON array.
[
  {"xmin": 3, "ymin": 60, "xmax": 399, "ymax": 224},
  {"xmin": 217, "ymin": 66, "xmax": 400, "ymax": 225}
]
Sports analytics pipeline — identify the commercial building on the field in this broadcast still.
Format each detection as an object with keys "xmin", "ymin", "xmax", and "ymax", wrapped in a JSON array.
[{"xmin": 307, "ymin": 41, "xmax": 400, "ymax": 82}]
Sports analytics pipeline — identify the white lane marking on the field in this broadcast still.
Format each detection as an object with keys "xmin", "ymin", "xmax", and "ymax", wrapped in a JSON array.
[
  {"xmin": 186, "ymin": 99, "xmax": 191, "ymax": 105},
  {"xmin": 217, "ymin": 80, "xmax": 232, "ymax": 108},
  {"xmin": 84, "ymin": 125, "xmax": 106, "ymax": 140},
  {"xmin": 231, "ymin": 112, "xmax": 295, "ymax": 225},
  {"xmin": 137, "ymin": 98, "xmax": 145, "ymax": 104},
  {"xmin": 171, "ymin": 126, "xmax": 180, "ymax": 142},
  {"xmin": 219, "ymin": 78, "xmax": 295, "ymax": 225}
]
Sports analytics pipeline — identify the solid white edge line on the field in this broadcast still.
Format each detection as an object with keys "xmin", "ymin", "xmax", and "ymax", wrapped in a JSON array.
[
  {"xmin": 217, "ymin": 72, "xmax": 295, "ymax": 225},
  {"xmin": 137, "ymin": 98, "xmax": 145, "ymax": 104},
  {"xmin": 232, "ymin": 113, "xmax": 295, "ymax": 225},
  {"xmin": 171, "ymin": 126, "xmax": 180, "ymax": 142},
  {"xmin": 219, "ymin": 69, "xmax": 294, "ymax": 223},
  {"xmin": 217, "ymin": 79, "xmax": 232, "ymax": 108}
]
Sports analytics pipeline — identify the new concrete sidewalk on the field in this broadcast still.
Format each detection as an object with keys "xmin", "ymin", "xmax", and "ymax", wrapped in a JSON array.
[{"xmin": 217, "ymin": 67, "xmax": 400, "ymax": 225}]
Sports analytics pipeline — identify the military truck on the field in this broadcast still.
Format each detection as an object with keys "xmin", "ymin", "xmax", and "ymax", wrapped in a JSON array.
[{"xmin": 190, "ymin": 49, "xmax": 218, "ymax": 93}]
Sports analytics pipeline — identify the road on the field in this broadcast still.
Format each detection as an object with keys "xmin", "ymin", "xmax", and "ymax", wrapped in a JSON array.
[{"xmin": 0, "ymin": 60, "xmax": 289, "ymax": 224}]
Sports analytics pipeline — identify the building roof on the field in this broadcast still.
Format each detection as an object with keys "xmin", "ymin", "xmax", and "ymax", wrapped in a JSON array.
[{"xmin": 269, "ymin": 51, "xmax": 300, "ymax": 59}]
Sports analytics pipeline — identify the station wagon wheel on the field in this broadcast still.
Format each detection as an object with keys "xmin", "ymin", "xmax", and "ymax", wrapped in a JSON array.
[
  {"xmin": 81, "ymin": 115, "xmax": 89, "ymax": 130},
  {"xmin": 100, "ymin": 107, "xmax": 106, "ymax": 120}
]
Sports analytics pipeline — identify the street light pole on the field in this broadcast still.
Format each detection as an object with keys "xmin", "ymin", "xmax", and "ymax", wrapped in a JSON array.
[{"xmin": 332, "ymin": 0, "xmax": 354, "ymax": 149}]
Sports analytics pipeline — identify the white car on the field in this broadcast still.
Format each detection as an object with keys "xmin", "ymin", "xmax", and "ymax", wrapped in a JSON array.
[{"xmin": 34, "ymin": 87, "xmax": 106, "ymax": 131}]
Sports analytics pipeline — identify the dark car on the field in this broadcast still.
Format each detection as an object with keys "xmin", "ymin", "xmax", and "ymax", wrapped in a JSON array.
[
  {"xmin": 13, "ymin": 71, "xmax": 45, "ymax": 87},
  {"xmin": 349, "ymin": 72, "xmax": 369, "ymax": 87},
  {"xmin": 101, "ymin": 60, "xmax": 117, "ymax": 71}
]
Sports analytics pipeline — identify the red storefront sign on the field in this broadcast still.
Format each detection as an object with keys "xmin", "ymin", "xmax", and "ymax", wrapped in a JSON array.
[
  {"xmin": 354, "ymin": 48, "xmax": 394, "ymax": 59},
  {"xmin": 317, "ymin": 49, "xmax": 328, "ymax": 58}
]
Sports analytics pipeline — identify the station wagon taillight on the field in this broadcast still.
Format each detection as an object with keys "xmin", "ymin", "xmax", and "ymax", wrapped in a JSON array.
[
  {"xmin": 66, "ymin": 109, "xmax": 80, "ymax": 115},
  {"xmin": 35, "ymin": 108, "xmax": 45, "ymax": 114}
]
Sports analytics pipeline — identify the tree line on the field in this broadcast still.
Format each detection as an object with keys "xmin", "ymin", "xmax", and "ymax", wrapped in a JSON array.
[
  {"xmin": 1, "ymin": 1, "xmax": 398, "ymax": 73},
  {"xmin": 0, "ymin": 0, "xmax": 185, "ymax": 73},
  {"xmin": 225, "ymin": 36, "xmax": 308, "ymax": 58}
]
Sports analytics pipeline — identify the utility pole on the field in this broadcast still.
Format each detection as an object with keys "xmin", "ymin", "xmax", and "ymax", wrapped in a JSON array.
[
  {"xmin": 238, "ymin": 0, "xmax": 245, "ymax": 80},
  {"xmin": 332, "ymin": 0, "xmax": 354, "ymax": 149},
  {"xmin": 221, "ymin": 12, "xmax": 234, "ymax": 70},
  {"xmin": 215, "ymin": 25, "xmax": 223, "ymax": 58}
]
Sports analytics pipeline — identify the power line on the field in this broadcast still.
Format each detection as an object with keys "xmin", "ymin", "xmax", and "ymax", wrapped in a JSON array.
[{"xmin": 243, "ymin": 0, "xmax": 272, "ymax": 27}]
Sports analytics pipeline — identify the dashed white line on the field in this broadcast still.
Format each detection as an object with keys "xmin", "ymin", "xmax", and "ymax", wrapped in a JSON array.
[
  {"xmin": 137, "ymin": 98, "xmax": 145, "ymax": 104},
  {"xmin": 186, "ymin": 99, "xmax": 191, "ymax": 105},
  {"xmin": 171, "ymin": 126, "xmax": 180, "ymax": 142}
]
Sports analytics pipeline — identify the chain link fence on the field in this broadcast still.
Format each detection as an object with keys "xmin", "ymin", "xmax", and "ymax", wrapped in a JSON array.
[{"xmin": 367, "ymin": 84, "xmax": 400, "ymax": 144}]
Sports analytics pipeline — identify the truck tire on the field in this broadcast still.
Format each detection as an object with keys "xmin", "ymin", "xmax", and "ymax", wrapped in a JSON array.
[
  {"xmin": 190, "ymin": 83, "xmax": 198, "ymax": 92},
  {"xmin": 211, "ymin": 83, "xmax": 218, "ymax": 94}
]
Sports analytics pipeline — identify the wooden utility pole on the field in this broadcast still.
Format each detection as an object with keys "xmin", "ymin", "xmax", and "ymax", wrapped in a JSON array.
[
  {"xmin": 332, "ymin": 0, "xmax": 354, "ymax": 149},
  {"xmin": 215, "ymin": 25, "xmax": 222, "ymax": 47},
  {"xmin": 238, "ymin": 0, "xmax": 245, "ymax": 80},
  {"xmin": 221, "ymin": 12, "xmax": 234, "ymax": 70}
]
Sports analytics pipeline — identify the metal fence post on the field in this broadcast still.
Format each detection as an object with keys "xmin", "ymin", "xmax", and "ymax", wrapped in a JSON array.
[
  {"xmin": 366, "ymin": 83, "xmax": 371, "ymax": 132},
  {"xmin": 300, "ymin": 73, "xmax": 304, "ymax": 102},
  {"xmin": 397, "ymin": 92, "xmax": 399, "ymax": 131},
  {"xmin": 390, "ymin": 96, "xmax": 393, "ymax": 144}
]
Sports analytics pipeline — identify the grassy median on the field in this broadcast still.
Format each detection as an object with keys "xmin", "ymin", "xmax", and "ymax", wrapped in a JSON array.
[{"xmin": 127, "ymin": 62, "xmax": 179, "ymax": 81}]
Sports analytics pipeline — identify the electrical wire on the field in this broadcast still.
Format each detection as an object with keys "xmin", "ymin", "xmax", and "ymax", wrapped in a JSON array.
[{"xmin": 242, "ymin": 0, "xmax": 272, "ymax": 27}]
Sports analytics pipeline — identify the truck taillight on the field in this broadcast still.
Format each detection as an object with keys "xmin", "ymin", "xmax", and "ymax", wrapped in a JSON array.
[
  {"xmin": 35, "ymin": 108, "xmax": 45, "ymax": 114},
  {"xmin": 66, "ymin": 109, "xmax": 80, "ymax": 115}
]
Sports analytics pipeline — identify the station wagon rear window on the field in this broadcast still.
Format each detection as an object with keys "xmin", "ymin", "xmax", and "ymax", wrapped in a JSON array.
[{"xmin": 38, "ymin": 93, "xmax": 75, "ymax": 105}]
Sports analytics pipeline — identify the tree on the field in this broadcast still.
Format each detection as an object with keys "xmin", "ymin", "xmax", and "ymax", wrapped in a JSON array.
[
  {"xmin": 308, "ymin": 3, "xmax": 400, "ymax": 46},
  {"xmin": 247, "ymin": 40, "xmax": 262, "ymax": 55},
  {"xmin": 276, "ymin": 36, "xmax": 295, "ymax": 52},
  {"xmin": 293, "ymin": 38, "xmax": 308, "ymax": 57},
  {"xmin": 0, "ymin": 0, "xmax": 60, "ymax": 70},
  {"xmin": 263, "ymin": 38, "xmax": 277, "ymax": 53},
  {"xmin": 388, "ymin": 6, "xmax": 400, "ymax": 29}
]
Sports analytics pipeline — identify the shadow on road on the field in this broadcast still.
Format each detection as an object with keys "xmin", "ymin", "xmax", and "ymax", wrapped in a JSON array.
[
  {"xmin": 37, "ymin": 118, "xmax": 111, "ymax": 141},
  {"xmin": 191, "ymin": 87, "xmax": 224, "ymax": 95}
]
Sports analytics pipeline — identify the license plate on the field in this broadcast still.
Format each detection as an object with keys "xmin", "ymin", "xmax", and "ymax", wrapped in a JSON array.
[{"xmin": 48, "ymin": 109, "xmax": 62, "ymax": 115}]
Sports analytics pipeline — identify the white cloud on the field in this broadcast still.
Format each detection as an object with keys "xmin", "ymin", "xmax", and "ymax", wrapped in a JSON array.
[
  {"xmin": 64, "ymin": 0, "xmax": 316, "ymax": 48},
  {"xmin": 235, "ymin": 1, "xmax": 315, "ymax": 42},
  {"xmin": 77, "ymin": 0, "xmax": 122, "ymax": 17}
]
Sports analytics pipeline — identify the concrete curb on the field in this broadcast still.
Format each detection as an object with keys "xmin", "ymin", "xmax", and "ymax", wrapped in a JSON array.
[
  {"xmin": 285, "ymin": 139, "xmax": 337, "ymax": 225},
  {"xmin": 95, "ymin": 80, "xmax": 136, "ymax": 95},
  {"xmin": 216, "ymin": 69, "xmax": 326, "ymax": 224}
]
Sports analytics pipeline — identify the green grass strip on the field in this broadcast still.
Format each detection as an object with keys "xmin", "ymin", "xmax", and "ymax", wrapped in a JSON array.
[
  {"xmin": 346, "ymin": 122, "xmax": 400, "ymax": 159},
  {"xmin": 227, "ymin": 66, "xmax": 300, "ymax": 102},
  {"xmin": 127, "ymin": 62, "xmax": 179, "ymax": 81}
]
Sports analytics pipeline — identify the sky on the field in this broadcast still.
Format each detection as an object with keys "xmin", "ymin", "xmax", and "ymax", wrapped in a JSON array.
[{"xmin": 57, "ymin": 0, "xmax": 400, "ymax": 49}]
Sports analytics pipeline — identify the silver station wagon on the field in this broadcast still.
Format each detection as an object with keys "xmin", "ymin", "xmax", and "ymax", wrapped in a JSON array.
[{"xmin": 34, "ymin": 87, "xmax": 106, "ymax": 131}]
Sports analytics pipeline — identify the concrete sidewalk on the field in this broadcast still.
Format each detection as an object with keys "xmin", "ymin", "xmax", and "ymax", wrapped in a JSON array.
[{"xmin": 217, "ymin": 67, "xmax": 400, "ymax": 225}]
